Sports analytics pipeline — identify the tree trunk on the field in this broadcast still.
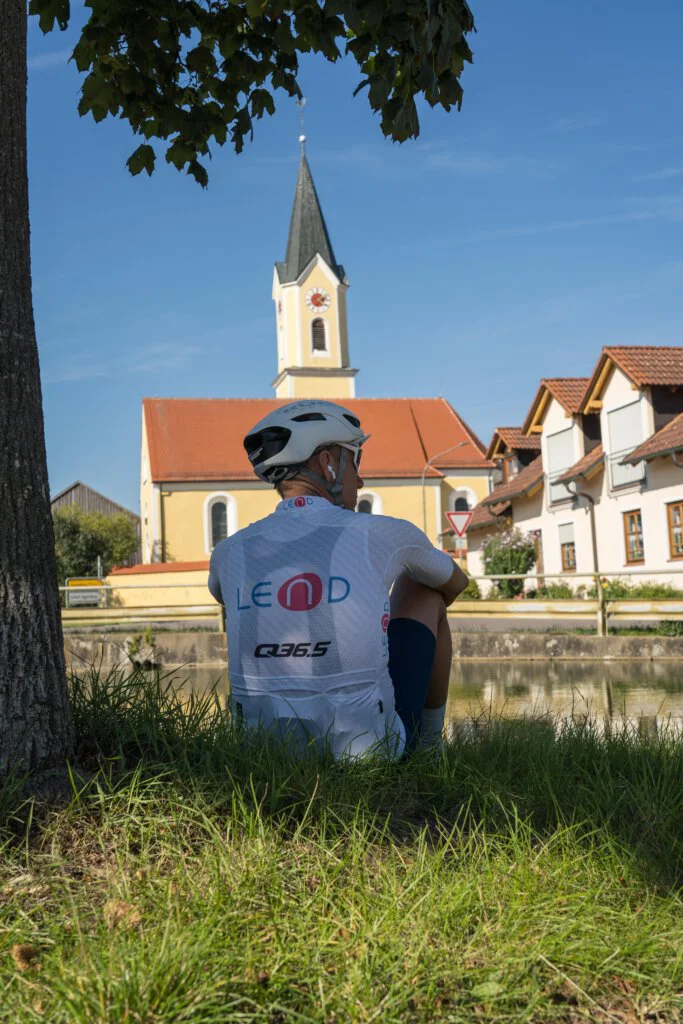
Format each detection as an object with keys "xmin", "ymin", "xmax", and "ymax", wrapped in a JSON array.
[{"xmin": 0, "ymin": 1, "xmax": 73, "ymax": 776}]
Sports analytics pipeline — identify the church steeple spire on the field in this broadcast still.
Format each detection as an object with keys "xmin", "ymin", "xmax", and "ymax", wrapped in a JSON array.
[
  {"xmin": 271, "ymin": 142, "xmax": 357, "ymax": 401},
  {"xmin": 276, "ymin": 152, "xmax": 345, "ymax": 285}
]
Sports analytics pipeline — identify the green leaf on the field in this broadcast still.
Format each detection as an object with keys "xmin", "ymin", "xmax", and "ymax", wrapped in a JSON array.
[
  {"xmin": 29, "ymin": 0, "xmax": 70, "ymax": 33},
  {"xmin": 471, "ymin": 981, "xmax": 505, "ymax": 1000},
  {"xmin": 126, "ymin": 143, "xmax": 156, "ymax": 177},
  {"xmin": 250, "ymin": 88, "xmax": 275, "ymax": 119},
  {"xmin": 165, "ymin": 140, "xmax": 196, "ymax": 170},
  {"xmin": 186, "ymin": 159, "xmax": 209, "ymax": 188}
]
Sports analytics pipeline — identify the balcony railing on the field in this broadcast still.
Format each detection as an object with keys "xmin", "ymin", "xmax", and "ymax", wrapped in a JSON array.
[{"xmin": 608, "ymin": 448, "xmax": 646, "ymax": 490}]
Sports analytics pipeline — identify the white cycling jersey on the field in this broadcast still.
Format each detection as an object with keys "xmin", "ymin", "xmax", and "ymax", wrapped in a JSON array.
[{"xmin": 208, "ymin": 495, "xmax": 454, "ymax": 759}]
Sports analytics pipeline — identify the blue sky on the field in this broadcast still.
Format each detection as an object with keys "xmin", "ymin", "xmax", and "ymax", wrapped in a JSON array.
[{"xmin": 28, "ymin": 0, "xmax": 683, "ymax": 512}]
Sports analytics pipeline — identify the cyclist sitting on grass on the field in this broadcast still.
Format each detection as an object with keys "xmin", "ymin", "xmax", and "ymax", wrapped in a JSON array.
[{"xmin": 208, "ymin": 399, "xmax": 468, "ymax": 758}]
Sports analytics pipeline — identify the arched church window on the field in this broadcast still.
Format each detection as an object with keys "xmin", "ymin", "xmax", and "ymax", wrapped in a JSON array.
[
  {"xmin": 311, "ymin": 318, "xmax": 327, "ymax": 353},
  {"xmin": 211, "ymin": 500, "xmax": 228, "ymax": 548},
  {"xmin": 454, "ymin": 496, "xmax": 470, "ymax": 512},
  {"xmin": 356, "ymin": 491, "xmax": 382, "ymax": 515}
]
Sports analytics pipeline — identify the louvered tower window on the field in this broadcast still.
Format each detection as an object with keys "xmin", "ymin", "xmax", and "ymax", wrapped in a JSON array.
[
  {"xmin": 311, "ymin": 318, "xmax": 327, "ymax": 352},
  {"xmin": 211, "ymin": 500, "xmax": 228, "ymax": 548}
]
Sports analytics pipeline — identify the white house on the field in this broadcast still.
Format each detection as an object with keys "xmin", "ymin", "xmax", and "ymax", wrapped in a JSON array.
[{"xmin": 468, "ymin": 346, "xmax": 683, "ymax": 588}]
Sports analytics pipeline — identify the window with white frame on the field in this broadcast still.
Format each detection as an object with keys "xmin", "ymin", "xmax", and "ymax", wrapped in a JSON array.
[
  {"xmin": 449, "ymin": 488, "xmax": 477, "ymax": 512},
  {"xmin": 311, "ymin": 318, "xmax": 327, "ymax": 353},
  {"xmin": 211, "ymin": 500, "xmax": 228, "ymax": 547},
  {"xmin": 356, "ymin": 491, "xmax": 382, "ymax": 515},
  {"xmin": 205, "ymin": 494, "xmax": 236, "ymax": 552}
]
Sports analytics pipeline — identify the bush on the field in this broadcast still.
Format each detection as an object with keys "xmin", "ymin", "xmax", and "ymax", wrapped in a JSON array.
[
  {"xmin": 457, "ymin": 577, "xmax": 481, "ymax": 600},
  {"xmin": 588, "ymin": 578, "xmax": 683, "ymax": 600},
  {"xmin": 538, "ymin": 582, "xmax": 575, "ymax": 599},
  {"xmin": 482, "ymin": 529, "xmax": 536, "ymax": 598},
  {"xmin": 54, "ymin": 506, "xmax": 139, "ymax": 583}
]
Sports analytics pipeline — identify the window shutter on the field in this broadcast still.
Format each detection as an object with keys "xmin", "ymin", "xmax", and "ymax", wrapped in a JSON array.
[
  {"xmin": 558, "ymin": 523, "xmax": 575, "ymax": 545},
  {"xmin": 607, "ymin": 400, "xmax": 642, "ymax": 452}
]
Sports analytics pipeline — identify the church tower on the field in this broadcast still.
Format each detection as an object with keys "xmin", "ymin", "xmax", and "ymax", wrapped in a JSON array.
[{"xmin": 272, "ymin": 143, "xmax": 358, "ymax": 399}]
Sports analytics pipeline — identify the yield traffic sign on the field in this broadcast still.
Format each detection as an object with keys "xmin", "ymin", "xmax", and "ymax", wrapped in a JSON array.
[{"xmin": 445, "ymin": 510, "xmax": 472, "ymax": 537}]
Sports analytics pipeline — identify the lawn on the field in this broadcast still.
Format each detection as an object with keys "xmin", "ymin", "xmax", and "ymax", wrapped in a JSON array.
[{"xmin": 1, "ymin": 670, "xmax": 681, "ymax": 1023}]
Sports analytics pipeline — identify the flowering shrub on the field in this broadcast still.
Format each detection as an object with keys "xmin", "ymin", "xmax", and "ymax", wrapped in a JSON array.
[{"xmin": 482, "ymin": 529, "xmax": 536, "ymax": 598}]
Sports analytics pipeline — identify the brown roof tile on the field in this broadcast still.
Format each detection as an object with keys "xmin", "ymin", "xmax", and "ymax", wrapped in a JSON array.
[
  {"xmin": 556, "ymin": 444, "xmax": 604, "ymax": 485},
  {"xmin": 486, "ymin": 427, "xmax": 542, "ymax": 459},
  {"xmin": 468, "ymin": 500, "xmax": 511, "ymax": 531},
  {"xmin": 608, "ymin": 346, "xmax": 683, "ymax": 387},
  {"xmin": 622, "ymin": 413, "xmax": 683, "ymax": 464},
  {"xmin": 544, "ymin": 378, "xmax": 591, "ymax": 414},
  {"xmin": 582, "ymin": 345, "xmax": 683, "ymax": 410},
  {"xmin": 522, "ymin": 378, "xmax": 590, "ymax": 433},
  {"xmin": 143, "ymin": 397, "xmax": 493, "ymax": 483},
  {"xmin": 481, "ymin": 455, "xmax": 544, "ymax": 506}
]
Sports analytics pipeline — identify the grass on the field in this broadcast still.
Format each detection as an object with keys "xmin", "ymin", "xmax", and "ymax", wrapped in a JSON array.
[{"xmin": 1, "ymin": 670, "xmax": 682, "ymax": 1023}]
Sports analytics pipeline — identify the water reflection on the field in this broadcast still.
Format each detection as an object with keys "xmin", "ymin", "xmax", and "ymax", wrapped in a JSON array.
[
  {"xmin": 447, "ymin": 660, "xmax": 683, "ymax": 736},
  {"xmin": 168, "ymin": 661, "xmax": 683, "ymax": 735}
]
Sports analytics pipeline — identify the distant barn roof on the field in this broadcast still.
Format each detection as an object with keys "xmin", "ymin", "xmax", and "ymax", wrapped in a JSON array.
[{"xmin": 51, "ymin": 480, "xmax": 139, "ymax": 521}]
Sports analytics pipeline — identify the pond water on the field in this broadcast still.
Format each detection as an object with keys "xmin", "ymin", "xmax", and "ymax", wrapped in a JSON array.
[{"xmin": 166, "ymin": 660, "xmax": 683, "ymax": 735}]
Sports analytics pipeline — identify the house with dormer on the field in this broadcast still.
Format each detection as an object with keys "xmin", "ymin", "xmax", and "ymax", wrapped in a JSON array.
[{"xmin": 468, "ymin": 347, "xmax": 683, "ymax": 587}]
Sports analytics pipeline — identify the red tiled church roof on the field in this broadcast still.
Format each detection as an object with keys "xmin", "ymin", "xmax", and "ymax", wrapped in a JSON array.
[
  {"xmin": 109, "ymin": 560, "xmax": 209, "ymax": 576},
  {"xmin": 143, "ymin": 397, "xmax": 492, "ymax": 482}
]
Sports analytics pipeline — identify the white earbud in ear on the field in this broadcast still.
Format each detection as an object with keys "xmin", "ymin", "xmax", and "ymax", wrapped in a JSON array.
[{"xmin": 328, "ymin": 467, "xmax": 337, "ymax": 481}]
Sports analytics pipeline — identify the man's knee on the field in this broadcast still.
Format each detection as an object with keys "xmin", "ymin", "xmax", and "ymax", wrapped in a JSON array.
[{"xmin": 390, "ymin": 574, "xmax": 446, "ymax": 635}]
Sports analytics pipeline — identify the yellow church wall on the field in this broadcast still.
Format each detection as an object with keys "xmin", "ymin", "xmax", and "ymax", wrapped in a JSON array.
[
  {"xmin": 157, "ymin": 474, "xmax": 491, "ymax": 566},
  {"xmin": 296, "ymin": 266, "xmax": 342, "ymax": 369},
  {"xmin": 160, "ymin": 485, "xmax": 279, "ymax": 563},
  {"xmin": 358, "ymin": 481, "xmax": 445, "ymax": 547},
  {"xmin": 280, "ymin": 375, "xmax": 355, "ymax": 400}
]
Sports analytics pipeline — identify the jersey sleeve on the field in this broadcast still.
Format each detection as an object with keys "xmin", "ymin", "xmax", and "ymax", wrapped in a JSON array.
[{"xmin": 370, "ymin": 517, "xmax": 455, "ymax": 590}]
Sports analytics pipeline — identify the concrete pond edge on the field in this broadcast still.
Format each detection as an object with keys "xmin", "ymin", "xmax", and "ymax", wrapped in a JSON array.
[{"xmin": 63, "ymin": 630, "xmax": 683, "ymax": 671}]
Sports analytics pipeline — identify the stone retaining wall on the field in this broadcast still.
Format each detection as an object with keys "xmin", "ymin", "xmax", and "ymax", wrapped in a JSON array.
[{"xmin": 64, "ymin": 631, "xmax": 683, "ymax": 671}]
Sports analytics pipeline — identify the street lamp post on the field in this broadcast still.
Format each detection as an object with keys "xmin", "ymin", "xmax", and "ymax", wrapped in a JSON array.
[{"xmin": 420, "ymin": 441, "xmax": 468, "ymax": 536}]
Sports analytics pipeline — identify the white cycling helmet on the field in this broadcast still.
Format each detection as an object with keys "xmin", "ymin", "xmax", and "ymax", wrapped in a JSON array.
[{"xmin": 243, "ymin": 400, "xmax": 369, "ymax": 504}]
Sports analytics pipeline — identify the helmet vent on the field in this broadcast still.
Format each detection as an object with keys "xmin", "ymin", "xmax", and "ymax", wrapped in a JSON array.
[
  {"xmin": 291, "ymin": 412, "xmax": 326, "ymax": 422},
  {"xmin": 343, "ymin": 414, "xmax": 361, "ymax": 427}
]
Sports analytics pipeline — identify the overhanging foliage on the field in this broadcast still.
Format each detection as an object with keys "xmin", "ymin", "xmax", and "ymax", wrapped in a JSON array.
[{"xmin": 30, "ymin": 0, "xmax": 475, "ymax": 185}]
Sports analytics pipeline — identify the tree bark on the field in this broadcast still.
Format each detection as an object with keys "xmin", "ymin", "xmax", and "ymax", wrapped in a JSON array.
[{"xmin": 0, "ymin": 1, "xmax": 73, "ymax": 776}]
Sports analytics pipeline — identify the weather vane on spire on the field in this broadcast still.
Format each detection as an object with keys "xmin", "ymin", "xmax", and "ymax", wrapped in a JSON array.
[{"xmin": 296, "ymin": 97, "xmax": 306, "ymax": 151}]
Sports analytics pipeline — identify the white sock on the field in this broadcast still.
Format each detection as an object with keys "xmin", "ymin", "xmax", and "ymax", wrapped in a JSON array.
[{"xmin": 420, "ymin": 705, "xmax": 446, "ymax": 748}]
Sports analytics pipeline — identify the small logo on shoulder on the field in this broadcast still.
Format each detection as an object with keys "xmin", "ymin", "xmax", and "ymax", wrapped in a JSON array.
[{"xmin": 287, "ymin": 496, "xmax": 312, "ymax": 509}]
